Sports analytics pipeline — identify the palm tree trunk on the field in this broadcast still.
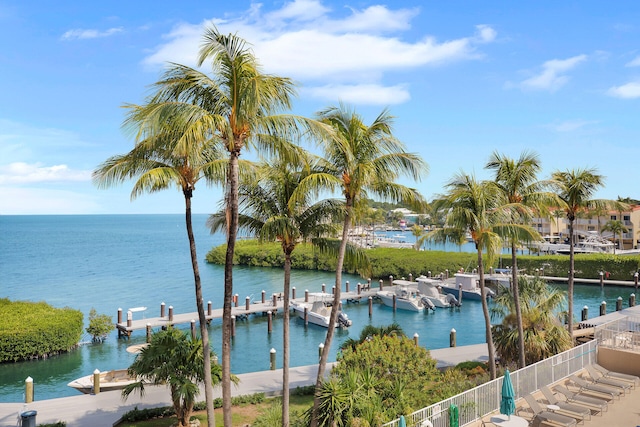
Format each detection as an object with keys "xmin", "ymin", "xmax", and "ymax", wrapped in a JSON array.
[
  {"xmin": 222, "ymin": 151, "xmax": 240, "ymax": 427},
  {"xmin": 282, "ymin": 250, "xmax": 292, "ymax": 427},
  {"xmin": 184, "ymin": 193, "xmax": 216, "ymax": 427},
  {"xmin": 477, "ymin": 245, "xmax": 496, "ymax": 379},
  {"xmin": 311, "ymin": 199, "xmax": 351, "ymax": 426},
  {"xmin": 511, "ymin": 241, "xmax": 525, "ymax": 369},
  {"xmin": 567, "ymin": 220, "xmax": 575, "ymax": 340}
]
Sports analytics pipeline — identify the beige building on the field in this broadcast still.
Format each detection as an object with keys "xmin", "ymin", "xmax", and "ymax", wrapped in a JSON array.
[{"xmin": 532, "ymin": 205, "xmax": 640, "ymax": 250}]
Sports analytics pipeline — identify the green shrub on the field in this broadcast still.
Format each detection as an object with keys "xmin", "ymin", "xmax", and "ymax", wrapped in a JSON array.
[
  {"xmin": 0, "ymin": 299, "xmax": 83, "ymax": 363},
  {"xmin": 86, "ymin": 308, "xmax": 115, "ymax": 342}
]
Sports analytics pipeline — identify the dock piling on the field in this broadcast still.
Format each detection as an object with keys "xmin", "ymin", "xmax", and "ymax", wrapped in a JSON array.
[
  {"xmin": 127, "ymin": 310, "xmax": 132, "ymax": 328},
  {"xmin": 117, "ymin": 308, "xmax": 122, "ymax": 324},
  {"xmin": 322, "ymin": 283, "xmax": 326, "ymax": 293},
  {"xmin": 345, "ymin": 281, "xmax": 349, "ymax": 293},
  {"xmin": 261, "ymin": 290, "xmax": 265, "ymax": 304},
  {"xmin": 246, "ymin": 296, "xmax": 250, "ymax": 311},
  {"xmin": 450, "ymin": 328, "xmax": 457, "ymax": 347},
  {"xmin": 161, "ymin": 302, "xmax": 165, "ymax": 318},
  {"xmin": 413, "ymin": 333, "xmax": 419, "ymax": 346},
  {"xmin": 146, "ymin": 323, "xmax": 151, "ymax": 342},
  {"xmin": 600, "ymin": 271, "xmax": 604, "ymax": 288},
  {"xmin": 304, "ymin": 307, "xmax": 309, "ymax": 326},
  {"xmin": 93, "ymin": 370, "xmax": 100, "ymax": 395},
  {"xmin": 190, "ymin": 320, "xmax": 196, "ymax": 339},
  {"xmin": 368, "ymin": 296, "xmax": 373, "ymax": 317},
  {"xmin": 267, "ymin": 311, "xmax": 272, "ymax": 333},
  {"xmin": 379, "ymin": 279, "xmax": 383, "ymax": 290},
  {"xmin": 631, "ymin": 294, "xmax": 636, "ymax": 307},
  {"xmin": 616, "ymin": 296, "xmax": 623, "ymax": 311},
  {"xmin": 392, "ymin": 294, "xmax": 397, "ymax": 312},
  {"xmin": 318, "ymin": 343, "xmax": 324, "ymax": 361},
  {"xmin": 272, "ymin": 293, "xmax": 277, "ymax": 307},
  {"xmin": 292, "ymin": 287, "xmax": 296, "ymax": 300},
  {"xmin": 207, "ymin": 301, "xmax": 212, "ymax": 316},
  {"xmin": 25, "ymin": 377, "xmax": 33, "ymax": 403},
  {"xmin": 234, "ymin": 294, "xmax": 239, "ymax": 307},
  {"xmin": 600, "ymin": 301, "xmax": 606, "ymax": 316},
  {"xmin": 168, "ymin": 306, "xmax": 173, "ymax": 322},
  {"xmin": 581, "ymin": 306, "xmax": 588, "ymax": 321},
  {"xmin": 305, "ymin": 290, "xmax": 309, "ymax": 303},
  {"xmin": 231, "ymin": 315, "xmax": 236, "ymax": 338},
  {"xmin": 270, "ymin": 348, "xmax": 276, "ymax": 370}
]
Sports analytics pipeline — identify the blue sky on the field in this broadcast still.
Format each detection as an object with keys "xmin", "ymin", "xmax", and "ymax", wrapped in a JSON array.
[{"xmin": 1, "ymin": 1, "xmax": 639, "ymax": 215}]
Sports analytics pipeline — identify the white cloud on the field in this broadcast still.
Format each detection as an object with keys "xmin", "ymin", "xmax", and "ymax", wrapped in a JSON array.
[
  {"xmin": 61, "ymin": 27, "xmax": 124, "ymax": 41},
  {"xmin": 626, "ymin": 55, "xmax": 640, "ymax": 67},
  {"xmin": 519, "ymin": 54, "xmax": 587, "ymax": 92},
  {"xmin": 141, "ymin": 1, "xmax": 496, "ymax": 106},
  {"xmin": 548, "ymin": 120, "xmax": 597, "ymax": 132},
  {"xmin": 607, "ymin": 81, "xmax": 640, "ymax": 99},
  {"xmin": 303, "ymin": 83, "xmax": 410, "ymax": 105},
  {"xmin": 0, "ymin": 162, "xmax": 91, "ymax": 185}
]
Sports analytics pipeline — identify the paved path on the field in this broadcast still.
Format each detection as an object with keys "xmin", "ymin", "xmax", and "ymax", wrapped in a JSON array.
[{"xmin": 0, "ymin": 344, "xmax": 488, "ymax": 427}]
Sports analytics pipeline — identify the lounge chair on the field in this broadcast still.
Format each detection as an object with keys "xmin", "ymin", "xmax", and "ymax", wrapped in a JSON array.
[
  {"xmin": 539, "ymin": 385, "xmax": 592, "ymax": 421},
  {"xmin": 585, "ymin": 365, "xmax": 632, "ymax": 393},
  {"xmin": 592, "ymin": 363, "xmax": 640, "ymax": 386},
  {"xmin": 568, "ymin": 375, "xmax": 621, "ymax": 400},
  {"xmin": 554, "ymin": 385, "xmax": 608, "ymax": 413},
  {"xmin": 522, "ymin": 393, "xmax": 577, "ymax": 427}
]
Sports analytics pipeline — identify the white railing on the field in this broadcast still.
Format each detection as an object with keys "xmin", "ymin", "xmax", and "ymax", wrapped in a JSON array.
[
  {"xmin": 382, "ymin": 340, "xmax": 597, "ymax": 427},
  {"xmin": 595, "ymin": 315, "xmax": 640, "ymax": 350}
]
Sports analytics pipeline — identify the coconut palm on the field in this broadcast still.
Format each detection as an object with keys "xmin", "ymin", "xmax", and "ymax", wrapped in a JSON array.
[
  {"xmin": 550, "ymin": 168, "xmax": 610, "ymax": 336},
  {"xmin": 207, "ymin": 153, "xmax": 342, "ymax": 426},
  {"xmin": 491, "ymin": 276, "xmax": 572, "ymax": 366},
  {"xmin": 438, "ymin": 173, "xmax": 507, "ymax": 379},
  {"xmin": 307, "ymin": 104, "xmax": 427, "ymax": 425},
  {"xmin": 93, "ymin": 101, "xmax": 225, "ymax": 425},
  {"xmin": 485, "ymin": 151, "xmax": 551, "ymax": 368},
  {"xmin": 142, "ymin": 26, "xmax": 327, "ymax": 426},
  {"xmin": 121, "ymin": 327, "xmax": 224, "ymax": 427},
  {"xmin": 602, "ymin": 219, "xmax": 629, "ymax": 253}
]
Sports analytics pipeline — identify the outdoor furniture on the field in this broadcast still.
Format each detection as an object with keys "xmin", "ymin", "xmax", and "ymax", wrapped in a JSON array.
[
  {"xmin": 568, "ymin": 375, "xmax": 621, "ymax": 400},
  {"xmin": 592, "ymin": 363, "xmax": 640, "ymax": 386},
  {"xmin": 540, "ymin": 385, "xmax": 592, "ymax": 420},
  {"xmin": 554, "ymin": 385, "xmax": 608, "ymax": 413},
  {"xmin": 585, "ymin": 365, "xmax": 633, "ymax": 393},
  {"xmin": 521, "ymin": 393, "xmax": 577, "ymax": 427},
  {"xmin": 486, "ymin": 414, "xmax": 528, "ymax": 427}
]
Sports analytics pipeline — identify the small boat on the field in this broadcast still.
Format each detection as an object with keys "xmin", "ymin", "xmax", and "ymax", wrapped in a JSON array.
[
  {"xmin": 291, "ymin": 295, "xmax": 352, "ymax": 328},
  {"xmin": 415, "ymin": 276, "xmax": 461, "ymax": 308},
  {"xmin": 378, "ymin": 283, "xmax": 431, "ymax": 312},
  {"xmin": 67, "ymin": 369, "xmax": 136, "ymax": 394},
  {"xmin": 439, "ymin": 273, "xmax": 493, "ymax": 301}
]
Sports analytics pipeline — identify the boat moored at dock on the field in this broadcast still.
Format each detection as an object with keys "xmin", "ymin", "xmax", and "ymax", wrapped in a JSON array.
[{"xmin": 67, "ymin": 369, "xmax": 136, "ymax": 394}]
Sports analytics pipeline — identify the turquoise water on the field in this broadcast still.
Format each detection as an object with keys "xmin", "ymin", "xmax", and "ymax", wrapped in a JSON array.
[{"xmin": 0, "ymin": 215, "xmax": 636, "ymax": 402}]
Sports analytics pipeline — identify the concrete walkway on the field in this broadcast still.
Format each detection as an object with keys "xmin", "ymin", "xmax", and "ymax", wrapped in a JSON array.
[{"xmin": 0, "ymin": 344, "xmax": 488, "ymax": 427}]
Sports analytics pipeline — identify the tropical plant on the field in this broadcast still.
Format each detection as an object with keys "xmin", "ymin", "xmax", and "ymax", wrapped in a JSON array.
[
  {"xmin": 307, "ymin": 104, "xmax": 427, "ymax": 425},
  {"xmin": 339, "ymin": 322, "xmax": 405, "ymax": 352},
  {"xmin": 121, "ymin": 327, "xmax": 226, "ymax": 427},
  {"xmin": 602, "ymin": 219, "xmax": 629, "ymax": 253},
  {"xmin": 139, "ymin": 26, "xmax": 328, "ymax": 426},
  {"xmin": 549, "ymin": 168, "xmax": 611, "ymax": 335},
  {"xmin": 207, "ymin": 153, "xmax": 343, "ymax": 425},
  {"xmin": 491, "ymin": 276, "xmax": 572, "ymax": 365},
  {"xmin": 93, "ymin": 97, "xmax": 224, "ymax": 425},
  {"xmin": 410, "ymin": 224, "xmax": 424, "ymax": 250},
  {"xmin": 86, "ymin": 308, "xmax": 115, "ymax": 342},
  {"xmin": 485, "ymin": 151, "xmax": 551, "ymax": 368},
  {"xmin": 437, "ymin": 173, "xmax": 508, "ymax": 379}
]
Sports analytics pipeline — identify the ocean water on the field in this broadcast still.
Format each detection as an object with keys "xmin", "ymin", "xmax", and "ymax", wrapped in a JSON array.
[{"xmin": 0, "ymin": 214, "xmax": 636, "ymax": 402}]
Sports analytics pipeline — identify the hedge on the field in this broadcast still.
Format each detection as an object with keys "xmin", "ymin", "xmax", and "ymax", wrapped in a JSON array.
[
  {"xmin": 206, "ymin": 240, "xmax": 640, "ymax": 282},
  {"xmin": 0, "ymin": 299, "xmax": 83, "ymax": 363}
]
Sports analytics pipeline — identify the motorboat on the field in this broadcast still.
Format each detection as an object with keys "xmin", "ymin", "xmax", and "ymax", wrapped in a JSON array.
[
  {"xmin": 67, "ymin": 369, "xmax": 136, "ymax": 394},
  {"xmin": 415, "ymin": 276, "xmax": 461, "ymax": 308},
  {"xmin": 378, "ymin": 283, "xmax": 431, "ymax": 312},
  {"xmin": 439, "ymin": 273, "xmax": 493, "ymax": 301},
  {"xmin": 291, "ymin": 294, "xmax": 352, "ymax": 328}
]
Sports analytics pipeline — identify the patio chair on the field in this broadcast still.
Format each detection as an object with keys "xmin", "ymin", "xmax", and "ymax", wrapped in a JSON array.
[
  {"xmin": 568, "ymin": 375, "xmax": 621, "ymax": 400},
  {"xmin": 585, "ymin": 365, "xmax": 632, "ymax": 393},
  {"xmin": 592, "ymin": 363, "xmax": 640, "ymax": 386},
  {"xmin": 553, "ymin": 385, "xmax": 608, "ymax": 413},
  {"xmin": 522, "ymin": 393, "xmax": 577, "ymax": 427},
  {"xmin": 539, "ymin": 386, "xmax": 592, "ymax": 421}
]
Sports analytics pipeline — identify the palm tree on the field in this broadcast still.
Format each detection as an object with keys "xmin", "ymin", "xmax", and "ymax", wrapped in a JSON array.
[
  {"xmin": 485, "ymin": 151, "xmax": 550, "ymax": 369},
  {"xmin": 491, "ymin": 276, "xmax": 572, "ymax": 366},
  {"xmin": 122, "ymin": 327, "xmax": 224, "ymax": 427},
  {"xmin": 602, "ymin": 219, "xmax": 629, "ymax": 253},
  {"xmin": 438, "ymin": 173, "xmax": 507, "ymax": 379},
  {"xmin": 308, "ymin": 104, "xmax": 427, "ymax": 425},
  {"xmin": 93, "ymin": 101, "xmax": 224, "ymax": 425},
  {"xmin": 410, "ymin": 224, "xmax": 424, "ymax": 250},
  {"xmin": 550, "ymin": 168, "xmax": 608, "ymax": 336},
  {"xmin": 207, "ymin": 153, "xmax": 342, "ymax": 426},
  {"xmin": 143, "ymin": 27, "xmax": 327, "ymax": 426}
]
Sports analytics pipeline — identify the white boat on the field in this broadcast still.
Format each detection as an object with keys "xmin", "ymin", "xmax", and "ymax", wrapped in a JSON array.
[
  {"xmin": 291, "ymin": 295, "xmax": 352, "ymax": 328},
  {"xmin": 378, "ymin": 283, "xmax": 429, "ymax": 312},
  {"xmin": 415, "ymin": 276, "xmax": 461, "ymax": 308},
  {"xmin": 67, "ymin": 369, "xmax": 136, "ymax": 394},
  {"xmin": 439, "ymin": 273, "xmax": 493, "ymax": 301}
]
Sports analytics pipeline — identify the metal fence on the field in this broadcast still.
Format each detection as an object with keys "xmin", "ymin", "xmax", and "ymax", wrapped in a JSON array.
[
  {"xmin": 382, "ymin": 339, "xmax": 598, "ymax": 427},
  {"xmin": 595, "ymin": 315, "xmax": 640, "ymax": 350}
]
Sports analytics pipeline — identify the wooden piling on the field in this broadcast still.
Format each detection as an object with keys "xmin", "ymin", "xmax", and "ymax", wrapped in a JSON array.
[
  {"xmin": 146, "ymin": 323, "xmax": 152, "ymax": 342},
  {"xmin": 357, "ymin": 283, "xmax": 361, "ymax": 295},
  {"xmin": 191, "ymin": 319, "xmax": 196, "ymax": 339},
  {"xmin": 127, "ymin": 310, "xmax": 132, "ymax": 327},
  {"xmin": 581, "ymin": 306, "xmax": 588, "ymax": 321},
  {"xmin": 231, "ymin": 315, "xmax": 236, "ymax": 338},
  {"xmin": 168, "ymin": 306, "xmax": 174, "ymax": 322},
  {"xmin": 413, "ymin": 333, "xmax": 419, "ymax": 346},
  {"xmin": 305, "ymin": 290, "xmax": 309, "ymax": 303},
  {"xmin": 161, "ymin": 302, "xmax": 165, "ymax": 318},
  {"xmin": 262, "ymin": 290, "xmax": 266, "ymax": 304},
  {"xmin": 631, "ymin": 294, "xmax": 636, "ymax": 307},
  {"xmin": 616, "ymin": 297, "xmax": 623, "ymax": 311},
  {"xmin": 25, "ymin": 377, "xmax": 33, "ymax": 403},
  {"xmin": 267, "ymin": 311, "xmax": 272, "ymax": 333},
  {"xmin": 450, "ymin": 328, "xmax": 457, "ymax": 347},
  {"xmin": 272, "ymin": 293, "xmax": 277, "ymax": 307},
  {"xmin": 368, "ymin": 296, "xmax": 373, "ymax": 317},
  {"xmin": 322, "ymin": 283, "xmax": 326, "ymax": 293},
  {"xmin": 392, "ymin": 294, "xmax": 397, "ymax": 312},
  {"xmin": 117, "ymin": 308, "xmax": 122, "ymax": 324},
  {"xmin": 207, "ymin": 301, "xmax": 212, "ymax": 316},
  {"xmin": 234, "ymin": 294, "xmax": 239, "ymax": 307},
  {"xmin": 304, "ymin": 307, "xmax": 309, "ymax": 326},
  {"xmin": 292, "ymin": 287, "xmax": 296, "ymax": 300},
  {"xmin": 245, "ymin": 296, "xmax": 250, "ymax": 311},
  {"xmin": 270, "ymin": 348, "xmax": 276, "ymax": 370},
  {"xmin": 379, "ymin": 279, "xmax": 383, "ymax": 290},
  {"xmin": 93, "ymin": 370, "xmax": 100, "ymax": 394},
  {"xmin": 345, "ymin": 281, "xmax": 350, "ymax": 293},
  {"xmin": 600, "ymin": 301, "xmax": 606, "ymax": 316}
]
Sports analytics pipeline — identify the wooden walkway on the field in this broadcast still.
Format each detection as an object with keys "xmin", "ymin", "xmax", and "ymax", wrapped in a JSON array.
[{"xmin": 116, "ymin": 286, "xmax": 380, "ymax": 337}]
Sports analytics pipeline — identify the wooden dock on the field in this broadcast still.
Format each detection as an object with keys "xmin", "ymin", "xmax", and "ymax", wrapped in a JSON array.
[{"xmin": 116, "ymin": 286, "xmax": 380, "ymax": 337}]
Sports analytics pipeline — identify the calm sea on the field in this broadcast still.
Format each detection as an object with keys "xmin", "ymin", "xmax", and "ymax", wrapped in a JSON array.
[{"xmin": 0, "ymin": 215, "xmax": 635, "ymax": 402}]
